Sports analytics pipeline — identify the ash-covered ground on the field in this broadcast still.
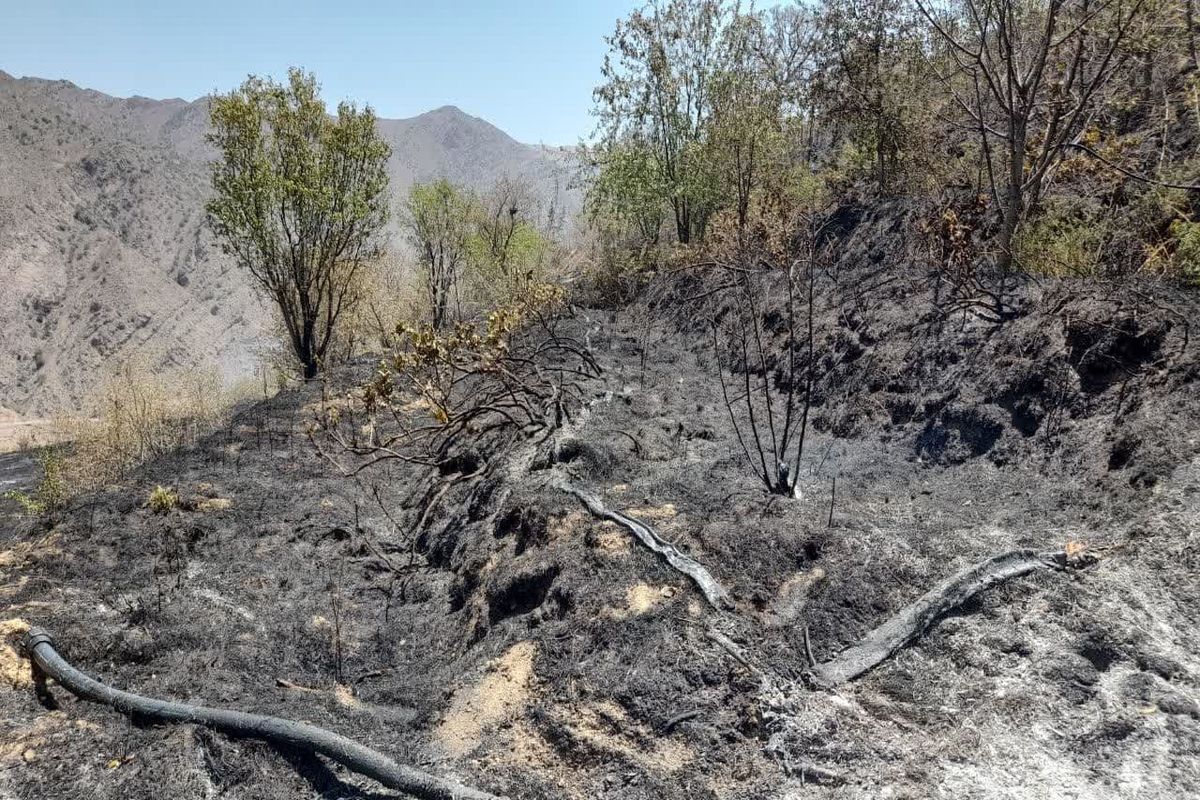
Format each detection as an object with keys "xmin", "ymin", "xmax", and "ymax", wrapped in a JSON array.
[{"xmin": 2, "ymin": 205, "xmax": 1198, "ymax": 799}]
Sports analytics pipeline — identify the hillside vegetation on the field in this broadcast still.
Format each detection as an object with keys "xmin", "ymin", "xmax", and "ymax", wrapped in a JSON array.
[{"xmin": 2, "ymin": 1, "xmax": 1200, "ymax": 799}]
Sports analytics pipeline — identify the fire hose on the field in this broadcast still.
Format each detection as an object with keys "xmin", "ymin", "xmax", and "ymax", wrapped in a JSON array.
[{"xmin": 23, "ymin": 628, "xmax": 503, "ymax": 800}]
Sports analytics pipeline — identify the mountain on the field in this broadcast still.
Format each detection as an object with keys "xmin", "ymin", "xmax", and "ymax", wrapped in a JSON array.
[{"xmin": 0, "ymin": 73, "xmax": 579, "ymax": 416}]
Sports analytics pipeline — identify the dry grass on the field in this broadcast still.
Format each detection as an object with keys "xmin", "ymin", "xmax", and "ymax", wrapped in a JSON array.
[
  {"xmin": 606, "ymin": 582, "xmax": 678, "ymax": 619},
  {"xmin": 327, "ymin": 254, "xmax": 425, "ymax": 363},
  {"xmin": 0, "ymin": 617, "xmax": 32, "ymax": 690},
  {"xmin": 51, "ymin": 358, "xmax": 264, "ymax": 495}
]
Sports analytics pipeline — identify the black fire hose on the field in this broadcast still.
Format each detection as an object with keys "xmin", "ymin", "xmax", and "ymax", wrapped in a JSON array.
[{"xmin": 23, "ymin": 628, "xmax": 503, "ymax": 800}]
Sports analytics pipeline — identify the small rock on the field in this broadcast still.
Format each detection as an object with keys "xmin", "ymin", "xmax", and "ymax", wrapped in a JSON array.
[
  {"xmin": 1137, "ymin": 651, "xmax": 1183, "ymax": 681},
  {"xmin": 1157, "ymin": 693, "xmax": 1200, "ymax": 719}
]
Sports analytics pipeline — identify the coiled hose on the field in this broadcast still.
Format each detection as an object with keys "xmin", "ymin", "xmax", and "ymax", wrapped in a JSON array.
[{"xmin": 23, "ymin": 628, "xmax": 503, "ymax": 800}]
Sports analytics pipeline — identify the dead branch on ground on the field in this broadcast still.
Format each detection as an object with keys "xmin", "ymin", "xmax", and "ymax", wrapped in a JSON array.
[
  {"xmin": 559, "ymin": 481, "xmax": 735, "ymax": 611},
  {"xmin": 809, "ymin": 548, "xmax": 1091, "ymax": 688}
]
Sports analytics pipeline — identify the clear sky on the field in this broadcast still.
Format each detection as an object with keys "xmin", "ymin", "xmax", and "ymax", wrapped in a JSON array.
[{"xmin": 0, "ymin": 0, "xmax": 640, "ymax": 145}]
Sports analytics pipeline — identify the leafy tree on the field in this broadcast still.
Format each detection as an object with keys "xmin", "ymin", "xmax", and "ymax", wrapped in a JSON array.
[
  {"xmin": 705, "ymin": 11, "xmax": 790, "ymax": 239},
  {"xmin": 584, "ymin": 138, "xmax": 669, "ymax": 244},
  {"xmin": 750, "ymin": 3, "xmax": 822, "ymax": 146},
  {"xmin": 815, "ymin": 0, "xmax": 931, "ymax": 191},
  {"xmin": 593, "ymin": 0, "xmax": 731, "ymax": 244},
  {"xmin": 401, "ymin": 179, "xmax": 474, "ymax": 330},
  {"xmin": 467, "ymin": 177, "xmax": 553, "ymax": 301},
  {"xmin": 470, "ymin": 177, "xmax": 532, "ymax": 276},
  {"xmin": 207, "ymin": 68, "xmax": 391, "ymax": 379},
  {"xmin": 589, "ymin": 2, "xmax": 829, "ymax": 252}
]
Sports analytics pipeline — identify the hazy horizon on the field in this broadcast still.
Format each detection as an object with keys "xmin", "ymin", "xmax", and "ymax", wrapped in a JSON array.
[{"xmin": 0, "ymin": 67, "xmax": 569, "ymax": 146}]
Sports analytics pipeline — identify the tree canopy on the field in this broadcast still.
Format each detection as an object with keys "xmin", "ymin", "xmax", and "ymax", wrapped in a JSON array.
[{"xmin": 207, "ymin": 68, "xmax": 391, "ymax": 378}]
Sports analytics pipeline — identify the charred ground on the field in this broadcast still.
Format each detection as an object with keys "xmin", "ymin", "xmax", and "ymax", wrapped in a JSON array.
[{"xmin": 2, "ymin": 203, "xmax": 1199, "ymax": 799}]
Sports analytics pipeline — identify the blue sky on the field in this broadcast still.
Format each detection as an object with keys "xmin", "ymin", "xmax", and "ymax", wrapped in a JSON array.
[{"xmin": 0, "ymin": 0, "xmax": 640, "ymax": 145}]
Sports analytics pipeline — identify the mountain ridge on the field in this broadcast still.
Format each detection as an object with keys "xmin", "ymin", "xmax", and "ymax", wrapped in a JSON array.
[{"xmin": 0, "ymin": 73, "xmax": 551, "ymax": 147}]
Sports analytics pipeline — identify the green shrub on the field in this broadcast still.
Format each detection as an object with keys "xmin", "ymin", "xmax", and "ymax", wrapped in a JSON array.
[
  {"xmin": 1169, "ymin": 219, "xmax": 1200, "ymax": 285},
  {"xmin": 4, "ymin": 448, "xmax": 68, "ymax": 518},
  {"xmin": 1013, "ymin": 205, "xmax": 1106, "ymax": 276},
  {"xmin": 146, "ymin": 485, "xmax": 179, "ymax": 513}
]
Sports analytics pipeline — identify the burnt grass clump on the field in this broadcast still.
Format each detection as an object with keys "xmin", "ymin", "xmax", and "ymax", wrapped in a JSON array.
[{"xmin": 3, "ymin": 203, "xmax": 1200, "ymax": 799}]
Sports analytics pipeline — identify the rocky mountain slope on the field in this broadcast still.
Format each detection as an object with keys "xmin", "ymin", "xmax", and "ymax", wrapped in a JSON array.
[{"xmin": 0, "ymin": 71, "xmax": 577, "ymax": 416}]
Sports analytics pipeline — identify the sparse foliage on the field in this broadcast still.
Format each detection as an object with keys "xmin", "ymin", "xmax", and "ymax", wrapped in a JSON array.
[
  {"xmin": 401, "ymin": 179, "xmax": 474, "ymax": 330},
  {"xmin": 814, "ymin": 0, "xmax": 932, "ymax": 191},
  {"xmin": 327, "ymin": 252, "xmax": 425, "ymax": 361},
  {"xmin": 315, "ymin": 284, "xmax": 601, "ymax": 471},
  {"xmin": 402, "ymin": 176, "xmax": 562, "ymax": 324},
  {"xmin": 705, "ymin": 12, "xmax": 787, "ymax": 238},
  {"xmin": 5, "ymin": 448, "xmax": 68, "ymax": 519},
  {"xmin": 467, "ymin": 177, "xmax": 557, "ymax": 304},
  {"xmin": 919, "ymin": 0, "xmax": 1149, "ymax": 269},
  {"xmin": 582, "ymin": 0, "xmax": 1194, "ymax": 286}
]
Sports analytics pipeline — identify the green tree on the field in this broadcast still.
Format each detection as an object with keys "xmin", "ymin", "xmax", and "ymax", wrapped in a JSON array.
[
  {"xmin": 470, "ymin": 177, "xmax": 531, "ymax": 277},
  {"xmin": 401, "ymin": 179, "xmax": 475, "ymax": 330},
  {"xmin": 207, "ymin": 68, "xmax": 391, "ymax": 379},
  {"xmin": 705, "ymin": 11, "xmax": 790, "ymax": 238},
  {"xmin": 593, "ymin": 0, "xmax": 730, "ymax": 245},
  {"xmin": 584, "ymin": 138, "xmax": 669, "ymax": 244},
  {"xmin": 815, "ymin": 0, "xmax": 930, "ymax": 192},
  {"xmin": 464, "ymin": 177, "xmax": 563, "ymax": 306}
]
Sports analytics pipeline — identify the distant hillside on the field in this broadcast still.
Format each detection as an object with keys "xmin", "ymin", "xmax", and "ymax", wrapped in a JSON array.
[{"xmin": 0, "ymin": 71, "xmax": 578, "ymax": 415}]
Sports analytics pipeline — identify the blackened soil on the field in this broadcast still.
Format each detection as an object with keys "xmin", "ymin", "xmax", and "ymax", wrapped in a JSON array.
[{"xmin": 3, "ymin": 204, "xmax": 1200, "ymax": 799}]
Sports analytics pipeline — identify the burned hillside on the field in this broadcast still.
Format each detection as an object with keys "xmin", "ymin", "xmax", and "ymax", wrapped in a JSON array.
[{"xmin": 3, "ymin": 199, "xmax": 1199, "ymax": 798}]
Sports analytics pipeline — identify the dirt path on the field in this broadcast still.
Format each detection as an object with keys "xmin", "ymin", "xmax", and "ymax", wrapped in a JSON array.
[{"xmin": 0, "ymin": 419, "xmax": 59, "ymax": 455}]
